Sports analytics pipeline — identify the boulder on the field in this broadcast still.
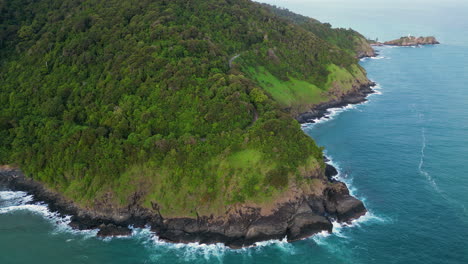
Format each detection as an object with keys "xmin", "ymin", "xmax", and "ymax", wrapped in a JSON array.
[{"xmin": 287, "ymin": 213, "xmax": 332, "ymax": 241}]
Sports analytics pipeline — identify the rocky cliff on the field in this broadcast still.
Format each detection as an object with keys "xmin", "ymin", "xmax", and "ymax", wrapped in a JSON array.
[
  {"xmin": 354, "ymin": 35, "xmax": 377, "ymax": 58},
  {"xmin": 0, "ymin": 164, "xmax": 366, "ymax": 248}
]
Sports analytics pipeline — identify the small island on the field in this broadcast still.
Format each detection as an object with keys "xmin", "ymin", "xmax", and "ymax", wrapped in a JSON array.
[{"xmin": 371, "ymin": 35, "xmax": 440, "ymax": 46}]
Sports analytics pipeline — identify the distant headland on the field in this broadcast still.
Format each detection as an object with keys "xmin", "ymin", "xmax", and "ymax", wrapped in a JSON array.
[{"xmin": 371, "ymin": 36, "xmax": 440, "ymax": 46}]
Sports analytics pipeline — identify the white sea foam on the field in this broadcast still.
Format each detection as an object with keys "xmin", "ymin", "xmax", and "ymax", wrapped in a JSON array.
[
  {"xmin": 0, "ymin": 191, "xmax": 293, "ymax": 256},
  {"xmin": 127, "ymin": 226, "xmax": 296, "ymax": 260},
  {"xmin": 311, "ymin": 232, "xmax": 329, "ymax": 246},
  {"xmin": 0, "ymin": 190, "xmax": 28, "ymax": 200},
  {"xmin": 301, "ymin": 103, "xmax": 359, "ymax": 129},
  {"xmin": 0, "ymin": 203, "xmax": 49, "ymax": 215},
  {"xmin": 312, "ymin": 211, "xmax": 387, "ymax": 246},
  {"xmin": 150, "ymin": 235, "xmax": 230, "ymax": 260},
  {"xmin": 418, "ymin": 127, "xmax": 440, "ymax": 192},
  {"xmin": 0, "ymin": 191, "xmax": 33, "ymax": 204},
  {"xmin": 318, "ymin": 155, "xmax": 390, "ymax": 240},
  {"xmin": 370, "ymin": 83, "xmax": 383, "ymax": 95},
  {"xmin": 360, "ymin": 56, "xmax": 385, "ymax": 62},
  {"xmin": 0, "ymin": 190, "xmax": 99, "ymax": 238},
  {"xmin": 253, "ymin": 236, "xmax": 295, "ymax": 254},
  {"xmin": 301, "ymin": 83, "xmax": 382, "ymax": 130}
]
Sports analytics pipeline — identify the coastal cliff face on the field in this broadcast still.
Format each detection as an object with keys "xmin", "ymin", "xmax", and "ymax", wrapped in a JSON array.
[
  {"xmin": 354, "ymin": 35, "xmax": 377, "ymax": 58},
  {"xmin": 0, "ymin": 164, "xmax": 366, "ymax": 248},
  {"xmin": 384, "ymin": 36, "xmax": 440, "ymax": 46}
]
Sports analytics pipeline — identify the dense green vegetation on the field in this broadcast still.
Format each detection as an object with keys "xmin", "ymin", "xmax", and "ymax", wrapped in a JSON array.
[
  {"xmin": 263, "ymin": 4, "xmax": 373, "ymax": 57},
  {"xmin": 0, "ymin": 0, "xmax": 369, "ymax": 216}
]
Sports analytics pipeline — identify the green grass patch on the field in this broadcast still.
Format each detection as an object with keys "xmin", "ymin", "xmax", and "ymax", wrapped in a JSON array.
[
  {"xmin": 227, "ymin": 149, "xmax": 262, "ymax": 168},
  {"xmin": 247, "ymin": 67, "xmax": 326, "ymax": 108}
]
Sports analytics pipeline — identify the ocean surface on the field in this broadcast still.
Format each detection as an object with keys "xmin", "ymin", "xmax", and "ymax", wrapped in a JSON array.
[{"xmin": 1, "ymin": 1, "xmax": 468, "ymax": 263}]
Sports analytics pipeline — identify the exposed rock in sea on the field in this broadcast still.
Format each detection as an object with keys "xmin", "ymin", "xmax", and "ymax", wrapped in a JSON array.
[{"xmin": 96, "ymin": 224, "xmax": 132, "ymax": 237}]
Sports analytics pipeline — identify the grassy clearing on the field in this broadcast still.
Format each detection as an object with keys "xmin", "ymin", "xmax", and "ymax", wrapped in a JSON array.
[
  {"xmin": 325, "ymin": 64, "xmax": 367, "ymax": 93},
  {"xmin": 247, "ymin": 64, "xmax": 367, "ymax": 113},
  {"xmin": 247, "ymin": 67, "xmax": 326, "ymax": 109}
]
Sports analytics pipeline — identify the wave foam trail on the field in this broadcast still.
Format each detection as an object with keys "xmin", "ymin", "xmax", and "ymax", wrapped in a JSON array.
[
  {"xmin": 418, "ymin": 128, "xmax": 440, "ymax": 192},
  {"xmin": 417, "ymin": 128, "xmax": 467, "ymax": 216}
]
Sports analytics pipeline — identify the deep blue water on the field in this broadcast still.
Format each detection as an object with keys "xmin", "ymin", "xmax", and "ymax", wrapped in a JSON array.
[{"xmin": 1, "ymin": 2, "xmax": 468, "ymax": 264}]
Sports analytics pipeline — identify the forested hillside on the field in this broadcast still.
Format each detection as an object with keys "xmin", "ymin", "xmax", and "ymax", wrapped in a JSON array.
[
  {"xmin": 0, "ymin": 0, "xmax": 371, "ymax": 216},
  {"xmin": 263, "ymin": 4, "xmax": 375, "ymax": 58}
]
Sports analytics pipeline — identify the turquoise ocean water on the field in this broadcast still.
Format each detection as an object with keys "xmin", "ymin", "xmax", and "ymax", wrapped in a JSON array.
[{"xmin": 1, "ymin": 1, "xmax": 467, "ymax": 263}]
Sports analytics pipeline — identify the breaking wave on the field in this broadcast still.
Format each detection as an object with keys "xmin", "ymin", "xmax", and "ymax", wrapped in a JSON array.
[
  {"xmin": 301, "ymin": 83, "xmax": 382, "ymax": 130},
  {"xmin": 314, "ymin": 155, "xmax": 390, "ymax": 242},
  {"xmin": 0, "ymin": 190, "xmax": 98, "ymax": 238}
]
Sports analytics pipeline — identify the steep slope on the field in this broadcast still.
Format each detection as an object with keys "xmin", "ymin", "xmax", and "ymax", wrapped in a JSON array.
[
  {"xmin": 262, "ymin": 4, "xmax": 376, "ymax": 58},
  {"xmin": 0, "ymin": 0, "xmax": 368, "ymax": 246}
]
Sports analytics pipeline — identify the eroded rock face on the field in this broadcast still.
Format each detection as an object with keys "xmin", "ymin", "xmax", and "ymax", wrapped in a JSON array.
[
  {"xmin": 97, "ymin": 224, "xmax": 132, "ymax": 237},
  {"xmin": 153, "ymin": 182, "xmax": 366, "ymax": 248},
  {"xmin": 323, "ymin": 182, "xmax": 366, "ymax": 222},
  {"xmin": 355, "ymin": 39, "xmax": 377, "ymax": 59},
  {"xmin": 325, "ymin": 164, "xmax": 339, "ymax": 181},
  {"xmin": 287, "ymin": 213, "xmax": 332, "ymax": 241},
  {"xmin": 0, "ymin": 164, "xmax": 367, "ymax": 248}
]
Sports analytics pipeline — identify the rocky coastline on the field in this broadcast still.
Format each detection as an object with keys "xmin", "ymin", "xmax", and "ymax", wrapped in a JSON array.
[
  {"xmin": 0, "ymin": 161, "xmax": 366, "ymax": 248},
  {"xmin": 296, "ymin": 81, "xmax": 376, "ymax": 124}
]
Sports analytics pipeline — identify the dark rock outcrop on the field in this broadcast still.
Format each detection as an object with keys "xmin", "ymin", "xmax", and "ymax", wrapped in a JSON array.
[
  {"xmin": 325, "ymin": 164, "xmax": 339, "ymax": 181},
  {"xmin": 296, "ymin": 82, "xmax": 376, "ymax": 124},
  {"xmin": 97, "ymin": 224, "xmax": 132, "ymax": 237}
]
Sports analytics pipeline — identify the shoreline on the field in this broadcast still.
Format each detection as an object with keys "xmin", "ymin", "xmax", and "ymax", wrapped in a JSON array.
[
  {"xmin": 296, "ymin": 81, "xmax": 376, "ymax": 124},
  {"xmin": 0, "ymin": 161, "xmax": 366, "ymax": 248}
]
